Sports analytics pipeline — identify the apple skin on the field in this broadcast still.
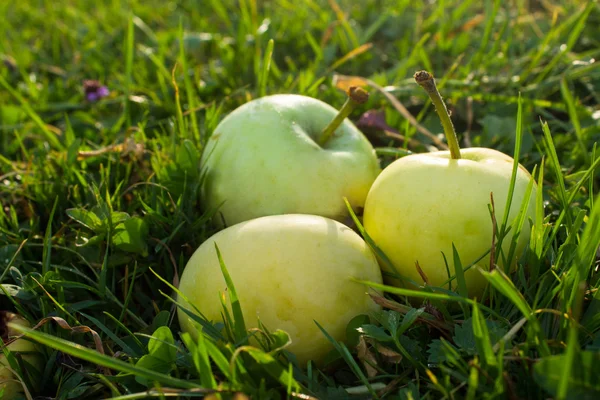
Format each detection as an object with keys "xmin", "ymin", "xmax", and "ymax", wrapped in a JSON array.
[
  {"xmin": 0, "ymin": 312, "xmax": 43, "ymax": 399},
  {"xmin": 362, "ymin": 147, "xmax": 537, "ymax": 298},
  {"xmin": 201, "ymin": 94, "xmax": 381, "ymax": 227},
  {"xmin": 177, "ymin": 214, "xmax": 383, "ymax": 365}
]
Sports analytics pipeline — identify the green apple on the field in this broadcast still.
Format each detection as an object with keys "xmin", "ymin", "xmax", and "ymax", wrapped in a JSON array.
[
  {"xmin": 201, "ymin": 88, "xmax": 381, "ymax": 227},
  {"xmin": 362, "ymin": 71, "xmax": 537, "ymax": 298},
  {"xmin": 177, "ymin": 214, "xmax": 383, "ymax": 365},
  {"xmin": 0, "ymin": 312, "xmax": 43, "ymax": 399}
]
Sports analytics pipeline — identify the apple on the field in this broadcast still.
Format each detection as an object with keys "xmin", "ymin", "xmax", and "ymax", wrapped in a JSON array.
[
  {"xmin": 362, "ymin": 71, "xmax": 537, "ymax": 298},
  {"xmin": 200, "ymin": 88, "xmax": 381, "ymax": 227},
  {"xmin": 0, "ymin": 312, "xmax": 43, "ymax": 399},
  {"xmin": 177, "ymin": 214, "xmax": 383, "ymax": 365}
]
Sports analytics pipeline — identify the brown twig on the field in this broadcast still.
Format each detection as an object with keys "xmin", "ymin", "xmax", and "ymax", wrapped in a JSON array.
[
  {"xmin": 415, "ymin": 261, "xmax": 430, "ymax": 285},
  {"xmin": 333, "ymin": 73, "xmax": 449, "ymax": 150}
]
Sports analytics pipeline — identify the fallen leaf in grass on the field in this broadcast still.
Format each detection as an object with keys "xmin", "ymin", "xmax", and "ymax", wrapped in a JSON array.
[
  {"xmin": 357, "ymin": 336, "xmax": 378, "ymax": 378},
  {"xmin": 356, "ymin": 109, "xmax": 399, "ymax": 133},
  {"xmin": 333, "ymin": 73, "xmax": 448, "ymax": 150},
  {"xmin": 374, "ymin": 343, "xmax": 402, "ymax": 364},
  {"xmin": 332, "ymin": 74, "xmax": 369, "ymax": 92},
  {"xmin": 9, "ymin": 316, "xmax": 109, "ymax": 374},
  {"xmin": 26, "ymin": 317, "xmax": 104, "ymax": 355}
]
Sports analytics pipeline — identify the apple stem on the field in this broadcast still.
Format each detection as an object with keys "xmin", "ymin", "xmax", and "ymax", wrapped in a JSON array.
[
  {"xmin": 414, "ymin": 71, "xmax": 461, "ymax": 159},
  {"xmin": 318, "ymin": 86, "xmax": 369, "ymax": 146}
]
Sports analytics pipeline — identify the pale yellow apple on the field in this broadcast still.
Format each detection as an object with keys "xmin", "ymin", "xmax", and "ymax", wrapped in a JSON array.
[
  {"xmin": 177, "ymin": 214, "xmax": 383, "ymax": 365},
  {"xmin": 201, "ymin": 94, "xmax": 381, "ymax": 227},
  {"xmin": 363, "ymin": 148, "xmax": 537, "ymax": 298},
  {"xmin": 0, "ymin": 312, "xmax": 43, "ymax": 399}
]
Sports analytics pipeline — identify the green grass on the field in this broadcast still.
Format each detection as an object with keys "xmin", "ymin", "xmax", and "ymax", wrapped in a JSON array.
[{"xmin": 1, "ymin": 0, "xmax": 600, "ymax": 398}]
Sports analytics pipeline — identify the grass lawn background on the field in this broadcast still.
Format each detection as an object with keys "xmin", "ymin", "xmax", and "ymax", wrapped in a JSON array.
[{"xmin": 1, "ymin": 0, "xmax": 599, "ymax": 398}]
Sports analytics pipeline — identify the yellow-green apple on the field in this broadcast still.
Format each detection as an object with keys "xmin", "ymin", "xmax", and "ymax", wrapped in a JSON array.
[
  {"xmin": 0, "ymin": 312, "xmax": 43, "ymax": 398},
  {"xmin": 201, "ymin": 88, "xmax": 381, "ymax": 227},
  {"xmin": 177, "ymin": 214, "xmax": 383, "ymax": 365},
  {"xmin": 362, "ymin": 71, "xmax": 537, "ymax": 298}
]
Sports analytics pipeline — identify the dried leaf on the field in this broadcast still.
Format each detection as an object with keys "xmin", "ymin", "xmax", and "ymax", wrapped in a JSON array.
[
  {"xmin": 374, "ymin": 343, "xmax": 403, "ymax": 364},
  {"xmin": 332, "ymin": 74, "xmax": 368, "ymax": 92},
  {"xmin": 433, "ymin": 14, "xmax": 485, "ymax": 41},
  {"xmin": 328, "ymin": 43, "xmax": 373, "ymax": 72},
  {"xmin": 77, "ymin": 137, "xmax": 145, "ymax": 160},
  {"xmin": 8, "ymin": 315, "xmax": 108, "ymax": 374},
  {"xmin": 356, "ymin": 110, "xmax": 399, "ymax": 133},
  {"xmin": 357, "ymin": 336, "xmax": 378, "ymax": 378},
  {"xmin": 415, "ymin": 261, "xmax": 430, "ymax": 285}
]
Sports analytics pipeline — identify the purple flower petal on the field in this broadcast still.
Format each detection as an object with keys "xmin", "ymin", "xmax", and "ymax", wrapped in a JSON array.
[
  {"xmin": 356, "ymin": 109, "xmax": 400, "ymax": 134},
  {"xmin": 97, "ymin": 86, "xmax": 109, "ymax": 97}
]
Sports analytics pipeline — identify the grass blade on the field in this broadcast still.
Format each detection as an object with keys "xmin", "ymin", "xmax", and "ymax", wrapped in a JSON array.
[
  {"xmin": 124, "ymin": 14, "xmax": 135, "ymax": 128},
  {"xmin": 9, "ymin": 324, "xmax": 202, "ymax": 390},
  {"xmin": 259, "ymin": 39, "xmax": 274, "ymax": 98},
  {"xmin": 314, "ymin": 321, "xmax": 378, "ymax": 399},
  {"xmin": 42, "ymin": 197, "xmax": 58, "ymax": 275},
  {"xmin": 181, "ymin": 331, "xmax": 217, "ymax": 390},
  {"xmin": 560, "ymin": 78, "xmax": 589, "ymax": 164},
  {"xmin": 0, "ymin": 75, "xmax": 64, "ymax": 150},
  {"xmin": 214, "ymin": 243, "xmax": 248, "ymax": 344},
  {"xmin": 472, "ymin": 301, "xmax": 496, "ymax": 368},
  {"xmin": 481, "ymin": 268, "xmax": 550, "ymax": 356}
]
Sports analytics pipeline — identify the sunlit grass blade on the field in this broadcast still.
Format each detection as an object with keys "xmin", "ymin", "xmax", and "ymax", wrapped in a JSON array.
[
  {"xmin": 451, "ymin": 244, "xmax": 470, "ymax": 318},
  {"xmin": 344, "ymin": 198, "xmax": 420, "ymax": 288},
  {"xmin": 181, "ymin": 331, "xmax": 217, "ymax": 390},
  {"xmin": 573, "ymin": 195, "xmax": 600, "ymax": 284},
  {"xmin": 505, "ymin": 165, "xmax": 537, "ymax": 268},
  {"xmin": 124, "ymin": 14, "xmax": 134, "ymax": 128},
  {"xmin": 558, "ymin": 320, "xmax": 579, "ymax": 399},
  {"xmin": 150, "ymin": 268, "xmax": 224, "ymax": 341},
  {"xmin": 541, "ymin": 120, "xmax": 573, "ymax": 247},
  {"xmin": 468, "ymin": 0, "xmax": 501, "ymax": 70},
  {"xmin": 42, "ymin": 197, "xmax": 58, "ymax": 275},
  {"xmin": 0, "ymin": 75, "xmax": 64, "ymax": 150},
  {"xmin": 354, "ymin": 278, "xmax": 473, "ymax": 305},
  {"xmin": 104, "ymin": 387, "xmax": 223, "ymax": 399},
  {"xmin": 466, "ymin": 363, "xmax": 479, "ymax": 400},
  {"xmin": 560, "ymin": 78, "xmax": 589, "ymax": 164},
  {"xmin": 533, "ymin": 2, "xmax": 593, "ymax": 85},
  {"xmin": 496, "ymin": 93, "xmax": 524, "ymax": 264},
  {"xmin": 259, "ymin": 39, "xmax": 274, "ymax": 97},
  {"xmin": 204, "ymin": 339, "xmax": 234, "ymax": 382},
  {"xmin": 314, "ymin": 320, "xmax": 378, "ymax": 399},
  {"xmin": 214, "ymin": 244, "xmax": 248, "ymax": 345},
  {"xmin": 178, "ymin": 20, "xmax": 201, "ymax": 144},
  {"xmin": 102, "ymin": 311, "xmax": 146, "ymax": 355},
  {"xmin": 244, "ymin": 346, "xmax": 301, "ymax": 393},
  {"xmin": 9, "ymin": 324, "xmax": 202, "ymax": 389},
  {"xmin": 471, "ymin": 301, "xmax": 496, "ymax": 368},
  {"xmin": 480, "ymin": 268, "xmax": 550, "ymax": 356},
  {"xmin": 80, "ymin": 312, "xmax": 138, "ymax": 356},
  {"xmin": 590, "ymin": 144, "xmax": 597, "ymax": 209}
]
